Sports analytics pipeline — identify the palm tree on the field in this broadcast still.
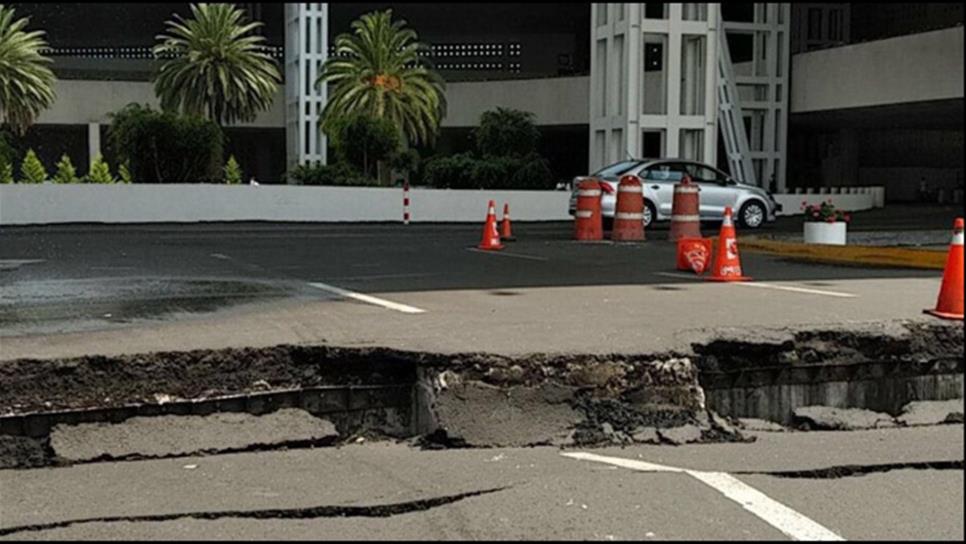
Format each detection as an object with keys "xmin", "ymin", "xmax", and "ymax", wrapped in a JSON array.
[
  {"xmin": 318, "ymin": 10, "xmax": 446, "ymax": 147},
  {"xmin": 153, "ymin": 3, "xmax": 281, "ymax": 126},
  {"xmin": 0, "ymin": 6, "xmax": 55, "ymax": 135}
]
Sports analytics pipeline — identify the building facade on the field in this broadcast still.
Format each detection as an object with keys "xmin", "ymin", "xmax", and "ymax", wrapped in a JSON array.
[{"xmin": 7, "ymin": 3, "xmax": 964, "ymax": 201}]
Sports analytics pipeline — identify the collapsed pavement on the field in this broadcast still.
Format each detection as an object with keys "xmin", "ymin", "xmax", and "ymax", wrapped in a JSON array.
[{"xmin": 0, "ymin": 320, "xmax": 961, "ymax": 469}]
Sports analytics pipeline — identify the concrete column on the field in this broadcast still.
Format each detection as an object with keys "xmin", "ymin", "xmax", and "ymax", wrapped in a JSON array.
[{"xmin": 88, "ymin": 122, "xmax": 101, "ymax": 164}]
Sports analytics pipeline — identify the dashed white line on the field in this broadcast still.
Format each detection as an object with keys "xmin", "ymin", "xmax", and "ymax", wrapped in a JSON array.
[
  {"xmin": 0, "ymin": 259, "xmax": 45, "ymax": 270},
  {"xmin": 562, "ymin": 452, "xmax": 845, "ymax": 541},
  {"xmin": 653, "ymin": 272, "xmax": 857, "ymax": 298},
  {"xmin": 465, "ymin": 248, "xmax": 549, "ymax": 261},
  {"xmin": 307, "ymin": 282, "xmax": 426, "ymax": 314}
]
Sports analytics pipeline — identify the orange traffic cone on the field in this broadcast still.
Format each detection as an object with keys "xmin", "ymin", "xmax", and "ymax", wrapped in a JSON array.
[
  {"xmin": 706, "ymin": 207, "xmax": 751, "ymax": 282},
  {"xmin": 478, "ymin": 200, "xmax": 504, "ymax": 251},
  {"xmin": 500, "ymin": 203, "xmax": 516, "ymax": 242},
  {"xmin": 925, "ymin": 217, "xmax": 964, "ymax": 320}
]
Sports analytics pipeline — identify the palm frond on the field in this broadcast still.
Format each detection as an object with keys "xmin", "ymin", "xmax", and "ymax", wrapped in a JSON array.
[
  {"xmin": 317, "ymin": 9, "xmax": 446, "ymax": 147},
  {"xmin": 153, "ymin": 3, "xmax": 281, "ymax": 125}
]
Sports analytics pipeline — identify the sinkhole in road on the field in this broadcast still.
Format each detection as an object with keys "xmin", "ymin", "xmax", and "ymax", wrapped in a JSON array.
[{"xmin": 0, "ymin": 321, "xmax": 961, "ymax": 469}]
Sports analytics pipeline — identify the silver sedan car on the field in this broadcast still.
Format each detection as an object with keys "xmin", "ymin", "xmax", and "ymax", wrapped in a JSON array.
[{"xmin": 568, "ymin": 159, "xmax": 782, "ymax": 229}]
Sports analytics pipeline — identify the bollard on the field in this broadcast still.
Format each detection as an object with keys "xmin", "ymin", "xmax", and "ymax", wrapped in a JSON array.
[
  {"xmin": 669, "ymin": 175, "xmax": 701, "ymax": 242},
  {"xmin": 611, "ymin": 175, "xmax": 646, "ymax": 242},
  {"xmin": 574, "ymin": 178, "xmax": 604, "ymax": 241}
]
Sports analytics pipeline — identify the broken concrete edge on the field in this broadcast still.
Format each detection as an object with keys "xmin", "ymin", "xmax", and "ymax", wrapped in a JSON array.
[
  {"xmin": 3, "ymin": 319, "xmax": 961, "ymax": 416},
  {"xmin": 791, "ymin": 400, "xmax": 965, "ymax": 431},
  {"xmin": 741, "ymin": 236, "xmax": 947, "ymax": 270},
  {"xmin": 1, "ymin": 320, "xmax": 962, "ymax": 469}
]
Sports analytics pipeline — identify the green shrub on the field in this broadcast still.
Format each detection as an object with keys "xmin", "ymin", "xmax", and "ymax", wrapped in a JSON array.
[
  {"xmin": 0, "ymin": 161, "xmax": 12, "ymax": 184},
  {"xmin": 474, "ymin": 108, "xmax": 540, "ymax": 158},
  {"xmin": 53, "ymin": 154, "xmax": 79, "ymax": 184},
  {"xmin": 0, "ymin": 130, "xmax": 17, "ymax": 169},
  {"xmin": 286, "ymin": 161, "xmax": 380, "ymax": 187},
  {"xmin": 510, "ymin": 152, "xmax": 554, "ymax": 190},
  {"xmin": 224, "ymin": 155, "xmax": 242, "ymax": 184},
  {"xmin": 86, "ymin": 155, "xmax": 115, "ymax": 184},
  {"xmin": 422, "ymin": 152, "xmax": 554, "ymax": 190},
  {"xmin": 107, "ymin": 103, "xmax": 224, "ymax": 183},
  {"xmin": 118, "ymin": 162, "xmax": 133, "ymax": 184},
  {"xmin": 422, "ymin": 153, "xmax": 478, "ymax": 189},
  {"xmin": 390, "ymin": 147, "xmax": 420, "ymax": 176},
  {"xmin": 328, "ymin": 113, "xmax": 400, "ymax": 179},
  {"xmin": 19, "ymin": 149, "xmax": 46, "ymax": 183}
]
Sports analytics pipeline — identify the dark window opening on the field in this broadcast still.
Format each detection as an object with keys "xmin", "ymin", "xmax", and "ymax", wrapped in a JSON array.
[{"xmin": 644, "ymin": 43, "xmax": 663, "ymax": 71}]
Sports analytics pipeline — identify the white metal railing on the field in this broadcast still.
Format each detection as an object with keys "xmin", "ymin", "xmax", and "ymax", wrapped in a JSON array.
[{"xmin": 716, "ymin": 14, "xmax": 757, "ymax": 187}]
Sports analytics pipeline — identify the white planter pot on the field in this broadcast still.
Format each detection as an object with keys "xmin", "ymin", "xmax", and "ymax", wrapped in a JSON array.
[{"xmin": 804, "ymin": 222, "xmax": 848, "ymax": 245}]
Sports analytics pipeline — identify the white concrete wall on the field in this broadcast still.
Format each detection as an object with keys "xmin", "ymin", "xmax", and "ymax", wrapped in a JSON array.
[
  {"xmin": 36, "ymin": 77, "xmax": 591, "ymax": 130},
  {"xmin": 773, "ymin": 186, "xmax": 885, "ymax": 216},
  {"xmin": 0, "ymin": 185, "xmax": 572, "ymax": 225},
  {"xmin": 791, "ymin": 27, "xmax": 964, "ymax": 113},
  {"xmin": 441, "ymin": 76, "xmax": 590, "ymax": 127},
  {"xmin": 37, "ymin": 80, "xmax": 285, "ymax": 128}
]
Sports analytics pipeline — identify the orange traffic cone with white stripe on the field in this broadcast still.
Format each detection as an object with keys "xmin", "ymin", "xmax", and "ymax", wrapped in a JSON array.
[
  {"xmin": 478, "ymin": 200, "xmax": 504, "ymax": 251},
  {"xmin": 500, "ymin": 203, "xmax": 516, "ymax": 242},
  {"xmin": 706, "ymin": 207, "xmax": 751, "ymax": 282},
  {"xmin": 925, "ymin": 217, "xmax": 964, "ymax": 320}
]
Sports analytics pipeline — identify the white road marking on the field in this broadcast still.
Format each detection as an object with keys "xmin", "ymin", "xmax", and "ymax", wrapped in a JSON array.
[
  {"xmin": 0, "ymin": 259, "xmax": 45, "ymax": 270},
  {"xmin": 653, "ymin": 272, "xmax": 856, "ymax": 298},
  {"xmin": 466, "ymin": 248, "xmax": 549, "ymax": 261},
  {"xmin": 562, "ymin": 452, "xmax": 845, "ymax": 541},
  {"xmin": 209, "ymin": 253, "xmax": 231, "ymax": 260},
  {"xmin": 307, "ymin": 282, "xmax": 426, "ymax": 314}
]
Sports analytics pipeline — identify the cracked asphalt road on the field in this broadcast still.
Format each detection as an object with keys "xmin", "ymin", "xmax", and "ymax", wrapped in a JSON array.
[{"xmin": 1, "ymin": 425, "xmax": 962, "ymax": 540}]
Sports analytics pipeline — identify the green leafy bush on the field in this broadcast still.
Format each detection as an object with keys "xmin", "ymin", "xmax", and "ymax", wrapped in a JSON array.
[
  {"xmin": 474, "ymin": 108, "xmax": 540, "ymax": 158},
  {"xmin": 0, "ymin": 130, "xmax": 17, "ymax": 169},
  {"xmin": 224, "ymin": 155, "xmax": 242, "ymax": 184},
  {"xmin": 53, "ymin": 154, "xmax": 79, "ymax": 184},
  {"xmin": 286, "ymin": 161, "xmax": 380, "ymax": 187},
  {"xmin": 19, "ymin": 149, "xmax": 46, "ymax": 183},
  {"xmin": 118, "ymin": 162, "xmax": 133, "ymax": 184},
  {"xmin": 107, "ymin": 103, "xmax": 224, "ymax": 183},
  {"xmin": 86, "ymin": 155, "xmax": 115, "ymax": 184},
  {"xmin": 421, "ymin": 108, "xmax": 554, "ymax": 190},
  {"xmin": 328, "ymin": 113, "xmax": 400, "ymax": 179},
  {"xmin": 423, "ymin": 152, "xmax": 554, "ymax": 190},
  {"xmin": 0, "ymin": 161, "xmax": 12, "ymax": 184}
]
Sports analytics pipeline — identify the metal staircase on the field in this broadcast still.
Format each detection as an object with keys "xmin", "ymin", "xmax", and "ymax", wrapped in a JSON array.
[{"xmin": 716, "ymin": 17, "xmax": 757, "ymax": 187}]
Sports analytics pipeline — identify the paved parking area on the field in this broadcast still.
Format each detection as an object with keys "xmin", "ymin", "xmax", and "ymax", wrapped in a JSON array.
[{"xmin": 0, "ymin": 222, "xmax": 945, "ymax": 359}]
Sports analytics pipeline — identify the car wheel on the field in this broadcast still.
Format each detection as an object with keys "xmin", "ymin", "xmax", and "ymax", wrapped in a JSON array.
[
  {"xmin": 738, "ymin": 200, "xmax": 766, "ymax": 229},
  {"xmin": 643, "ymin": 200, "xmax": 656, "ymax": 229}
]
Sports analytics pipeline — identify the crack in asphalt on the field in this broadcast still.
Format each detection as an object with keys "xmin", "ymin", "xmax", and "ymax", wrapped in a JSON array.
[
  {"xmin": 0, "ymin": 487, "xmax": 508, "ymax": 537},
  {"xmin": 734, "ymin": 460, "xmax": 964, "ymax": 479}
]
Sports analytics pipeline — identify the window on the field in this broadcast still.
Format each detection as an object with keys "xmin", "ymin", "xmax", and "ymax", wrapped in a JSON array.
[
  {"xmin": 644, "ymin": 3, "xmax": 666, "ymax": 20},
  {"xmin": 807, "ymin": 9, "xmax": 823, "ymax": 41},
  {"xmin": 644, "ymin": 43, "xmax": 663, "ymax": 71},
  {"xmin": 643, "ymin": 163, "xmax": 685, "ymax": 182},
  {"xmin": 593, "ymin": 160, "xmax": 642, "ymax": 178},
  {"xmin": 829, "ymin": 11, "xmax": 841, "ymax": 41},
  {"xmin": 681, "ymin": 163, "xmax": 726, "ymax": 183}
]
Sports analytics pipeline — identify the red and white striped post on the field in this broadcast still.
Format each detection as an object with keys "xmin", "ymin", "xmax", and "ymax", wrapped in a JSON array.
[{"xmin": 402, "ymin": 179, "xmax": 411, "ymax": 225}]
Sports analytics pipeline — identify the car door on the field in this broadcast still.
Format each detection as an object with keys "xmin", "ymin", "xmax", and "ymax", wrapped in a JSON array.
[
  {"xmin": 640, "ymin": 163, "xmax": 686, "ymax": 217},
  {"xmin": 680, "ymin": 162, "xmax": 738, "ymax": 220}
]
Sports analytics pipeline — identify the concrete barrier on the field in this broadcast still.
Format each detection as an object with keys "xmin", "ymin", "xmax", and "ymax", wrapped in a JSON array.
[
  {"xmin": 772, "ymin": 186, "xmax": 884, "ymax": 216},
  {"xmin": 0, "ymin": 184, "xmax": 573, "ymax": 225},
  {"xmin": 0, "ymin": 183, "xmax": 884, "ymax": 224}
]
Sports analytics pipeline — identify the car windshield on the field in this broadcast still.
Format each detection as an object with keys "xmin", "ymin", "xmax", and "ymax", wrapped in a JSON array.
[{"xmin": 592, "ymin": 160, "xmax": 641, "ymax": 179}]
